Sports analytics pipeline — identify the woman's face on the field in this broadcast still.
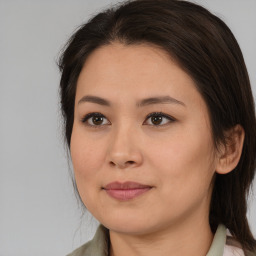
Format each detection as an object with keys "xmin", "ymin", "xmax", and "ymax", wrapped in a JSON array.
[{"xmin": 71, "ymin": 42, "xmax": 218, "ymax": 235}]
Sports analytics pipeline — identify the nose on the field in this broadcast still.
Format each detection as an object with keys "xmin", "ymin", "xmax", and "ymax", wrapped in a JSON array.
[{"xmin": 107, "ymin": 126, "xmax": 143, "ymax": 169}]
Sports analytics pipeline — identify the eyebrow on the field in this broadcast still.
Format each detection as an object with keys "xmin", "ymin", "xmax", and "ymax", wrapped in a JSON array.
[{"xmin": 78, "ymin": 95, "xmax": 186, "ymax": 107}]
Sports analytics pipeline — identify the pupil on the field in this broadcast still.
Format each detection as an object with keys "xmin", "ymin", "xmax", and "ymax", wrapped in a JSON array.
[
  {"xmin": 152, "ymin": 116, "xmax": 162, "ymax": 125},
  {"xmin": 93, "ymin": 116, "xmax": 103, "ymax": 125}
]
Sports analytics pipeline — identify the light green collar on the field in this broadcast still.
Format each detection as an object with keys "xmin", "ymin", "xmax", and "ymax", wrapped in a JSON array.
[{"xmin": 206, "ymin": 224, "xmax": 226, "ymax": 256}]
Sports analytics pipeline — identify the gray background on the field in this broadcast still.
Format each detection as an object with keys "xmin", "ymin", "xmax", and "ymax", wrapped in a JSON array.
[{"xmin": 0, "ymin": 0, "xmax": 255, "ymax": 255}]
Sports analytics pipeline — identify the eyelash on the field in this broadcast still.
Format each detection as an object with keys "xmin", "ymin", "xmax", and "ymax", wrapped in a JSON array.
[{"xmin": 80, "ymin": 112, "xmax": 176, "ymax": 129}]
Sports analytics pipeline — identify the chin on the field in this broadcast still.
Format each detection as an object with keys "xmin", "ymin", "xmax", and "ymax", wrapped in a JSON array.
[{"xmin": 98, "ymin": 214, "xmax": 160, "ymax": 235}]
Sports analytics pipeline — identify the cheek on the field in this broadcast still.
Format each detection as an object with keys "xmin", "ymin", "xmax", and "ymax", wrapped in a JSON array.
[
  {"xmin": 147, "ymin": 125, "xmax": 216, "ymax": 193},
  {"xmin": 70, "ymin": 128, "xmax": 108, "ymax": 210},
  {"xmin": 145, "ymin": 130, "xmax": 216, "ymax": 222},
  {"xmin": 70, "ymin": 126, "xmax": 106, "ymax": 186}
]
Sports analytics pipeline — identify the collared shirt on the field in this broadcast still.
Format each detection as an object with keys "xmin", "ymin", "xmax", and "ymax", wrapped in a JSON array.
[{"xmin": 67, "ymin": 224, "xmax": 255, "ymax": 256}]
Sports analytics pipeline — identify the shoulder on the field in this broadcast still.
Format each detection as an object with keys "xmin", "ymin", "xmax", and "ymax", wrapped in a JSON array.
[
  {"xmin": 224, "ymin": 234, "xmax": 256, "ymax": 256},
  {"xmin": 67, "ymin": 240, "xmax": 94, "ymax": 256},
  {"xmin": 66, "ymin": 225, "xmax": 109, "ymax": 256}
]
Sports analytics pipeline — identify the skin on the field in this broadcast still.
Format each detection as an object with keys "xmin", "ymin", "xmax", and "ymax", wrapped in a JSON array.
[{"xmin": 70, "ymin": 42, "xmax": 243, "ymax": 256}]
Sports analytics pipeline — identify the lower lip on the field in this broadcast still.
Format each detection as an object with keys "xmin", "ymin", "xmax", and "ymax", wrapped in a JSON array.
[{"xmin": 105, "ymin": 188, "xmax": 151, "ymax": 201}]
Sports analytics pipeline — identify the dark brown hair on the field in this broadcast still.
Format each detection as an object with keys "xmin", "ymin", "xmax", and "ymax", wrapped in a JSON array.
[{"xmin": 58, "ymin": 0, "xmax": 256, "ymax": 251}]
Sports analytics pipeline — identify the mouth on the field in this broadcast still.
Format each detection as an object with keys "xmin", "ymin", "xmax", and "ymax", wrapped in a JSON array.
[{"xmin": 103, "ymin": 181, "xmax": 153, "ymax": 201}]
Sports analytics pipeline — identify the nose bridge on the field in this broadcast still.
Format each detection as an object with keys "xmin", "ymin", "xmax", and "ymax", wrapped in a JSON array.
[{"xmin": 107, "ymin": 121, "xmax": 142, "ymax": 168}]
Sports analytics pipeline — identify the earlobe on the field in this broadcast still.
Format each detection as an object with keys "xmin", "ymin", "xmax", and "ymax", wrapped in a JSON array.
[{"xmin": 215, "ymin": 124, "xmax": 245, "ymax": 175}]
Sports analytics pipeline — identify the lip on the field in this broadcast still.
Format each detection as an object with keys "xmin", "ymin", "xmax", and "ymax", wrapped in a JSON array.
[{"xmin": 103, "ymin": 181, "xmax": 152, "ymax": 201}]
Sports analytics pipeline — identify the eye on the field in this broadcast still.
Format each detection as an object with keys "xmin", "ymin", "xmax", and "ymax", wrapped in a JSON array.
[
  {"xmin": 81, "ymin": 111, "xmax": 175, "ymax": 129},
  {"xmin": 81, "ymin": 112, "xmax": 110, "ymax": 128},
  {"xmin": 143, "ymin": 112, "xmax": 175, "ymax": 127}
]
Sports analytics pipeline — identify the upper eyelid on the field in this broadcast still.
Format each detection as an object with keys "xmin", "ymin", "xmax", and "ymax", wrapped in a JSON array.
[{"xmin": 145, "ymin": 112, "xmax": 176, "ymax": 121}]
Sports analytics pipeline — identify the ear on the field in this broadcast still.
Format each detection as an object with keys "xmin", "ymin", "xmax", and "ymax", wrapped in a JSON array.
[{"xmin": 215, "ymin": 124, "xmax": 245, "ymax": 175}]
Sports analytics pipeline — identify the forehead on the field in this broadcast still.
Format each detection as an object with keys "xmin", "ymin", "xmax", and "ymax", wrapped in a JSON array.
[
  {"xmin": 76, "ymin": 42, "xmax": 206, "ymax": 112},
  {"xmin": 79, "ymin": 43, "xmax": 174, "ymax": 88}
]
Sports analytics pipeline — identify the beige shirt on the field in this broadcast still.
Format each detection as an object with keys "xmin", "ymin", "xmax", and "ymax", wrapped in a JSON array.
[{"xmin": 67, "ymin": 224, "xmax": 255, "ymax": 256}]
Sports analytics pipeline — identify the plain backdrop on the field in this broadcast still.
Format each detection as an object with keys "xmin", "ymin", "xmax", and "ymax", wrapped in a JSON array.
[{"xmin": 0, "ymin": 0, "xmax": 255, "ymax": 255}]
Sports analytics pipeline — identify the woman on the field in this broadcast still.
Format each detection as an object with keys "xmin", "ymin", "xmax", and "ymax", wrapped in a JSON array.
[{"xmin": 58, "ymin": 0, "xmax": 256, "ymax": 255}]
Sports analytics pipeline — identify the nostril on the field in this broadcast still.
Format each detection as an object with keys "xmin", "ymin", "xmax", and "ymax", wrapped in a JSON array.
[
  {"xmin": 127, "ymin": 161, "xmax": 135, "ymax": 165},
  {"xmin": 110, "ymin": 161, "xmax": 115, "ymax": 166},
  {"xmin": 109, "ymin": 160, "xmax": 135, "ymax": 168}
]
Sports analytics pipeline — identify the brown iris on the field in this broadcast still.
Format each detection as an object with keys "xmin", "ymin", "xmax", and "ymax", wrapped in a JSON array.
[
  {"xmin": 92, "ymin": 116, "xmax": 104, "ymax": 125},
  {"xmin": 151, "ymin": 116, "xmax": 162, "ymax": 125}
]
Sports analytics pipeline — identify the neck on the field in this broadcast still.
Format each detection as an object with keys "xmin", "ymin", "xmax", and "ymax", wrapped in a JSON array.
[{"xmin": 109, "ymin": 213, "xmax": 213, "ymax": 256}]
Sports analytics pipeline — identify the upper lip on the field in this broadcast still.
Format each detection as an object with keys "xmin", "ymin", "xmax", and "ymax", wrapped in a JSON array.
[{"xmin": 104, "ymin": 181, "xmax": 152, "ymax": 190}]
